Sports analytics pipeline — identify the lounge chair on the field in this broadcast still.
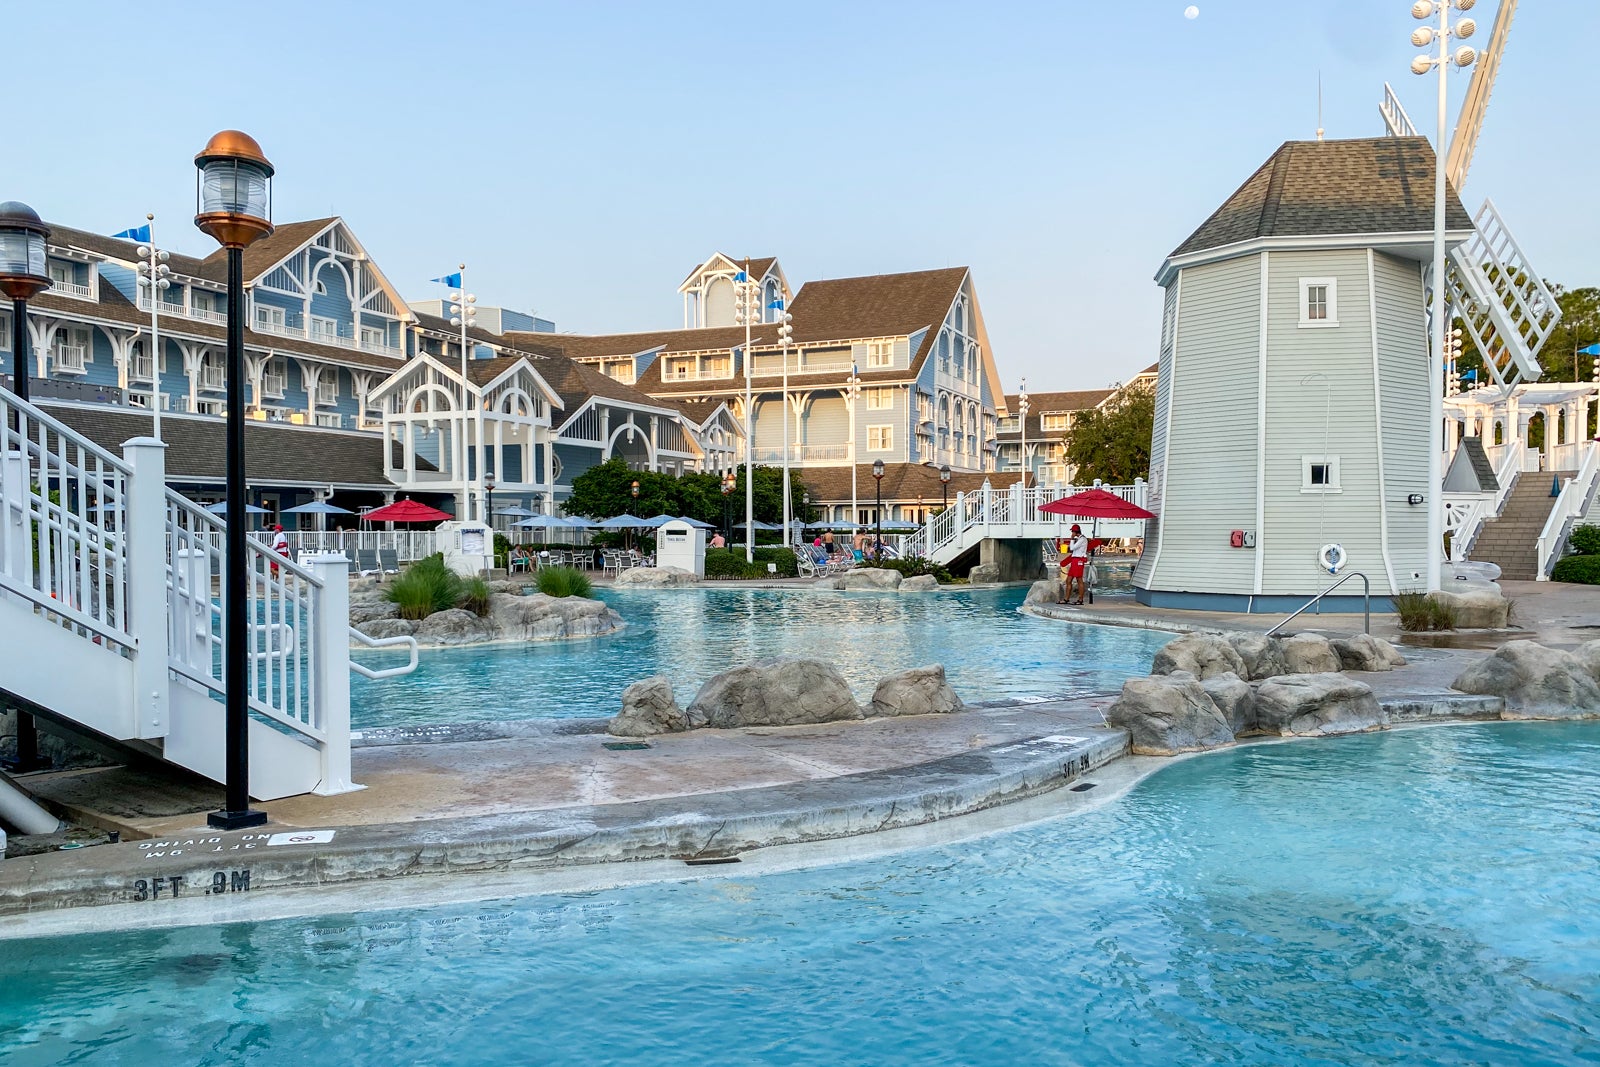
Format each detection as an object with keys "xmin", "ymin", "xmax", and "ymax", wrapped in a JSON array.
[
  {"xmin": 795, "ymin": 551, "xmax": 817, "ymax": 578},
  {"xmin": 355, "ymin": 548, "xmax": 380, "ymax": 577},
  {"xmin": 378, "ymin": 548, "xmax": 400, "ymax": 575}
]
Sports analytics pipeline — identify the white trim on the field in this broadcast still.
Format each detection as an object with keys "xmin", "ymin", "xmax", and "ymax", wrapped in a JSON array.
[
  {"xmin": 1298, "ymin": 277, "xmax": 1339, "ymax": 328},
  {"xmin": 1144, "ymin": 272, "xmax": 1181, "ymax": 588},
  {"xmin": 1301, "ymin": 455, "xmax": 1342, "ymax": 493},
  {"xmin": 1254, "ymin": 252, "xmax": 1268, "ymax": 596},
  {"xmin": 1367, "ymin": 249, "xmax": 1399, "ymax": 592},
  {"xmin": 1155, "ymin": 228, "xmax": 1476, "ymax": 286}
]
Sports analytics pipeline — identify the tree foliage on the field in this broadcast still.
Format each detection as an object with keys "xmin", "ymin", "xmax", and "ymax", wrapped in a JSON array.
[
  {"xmin": 563, "ymin": 457, "xmax": 806, "ymax": 527},
  {"xmin": 1062, "ymin": 384, "xmax": 1154, "ymax": 484}
]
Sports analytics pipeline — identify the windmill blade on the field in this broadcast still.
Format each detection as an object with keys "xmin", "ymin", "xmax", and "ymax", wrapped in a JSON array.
[
  {"xmin": 1380, "ymin": 82, "xmax": 1418, "ymax": 137},
  {"xmin": 1446, "ymin": 0, "xmax": 1518, "ymax": 192},
  {"xmin": 1444, "ymin": 198, "xmax": 1559, "ymax": 386}
]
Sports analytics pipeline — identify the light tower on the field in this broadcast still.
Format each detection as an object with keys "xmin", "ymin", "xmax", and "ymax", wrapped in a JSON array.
[
  {"xmin": 732, "ymin": 262, "xmax": 761, "ymax": 562},
  {"xmin": 448, "ymin": 270, "xmax": 480, "ymax": 521}
]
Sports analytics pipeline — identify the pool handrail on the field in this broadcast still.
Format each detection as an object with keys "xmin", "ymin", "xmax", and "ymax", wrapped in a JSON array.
[
  {"xmin": 348, "ymin": 627, "xmax": 421, "ymax": 680},
  {"xmin": 1264, "ymin": 571, "xmax": 1370, "ymax": 637}
]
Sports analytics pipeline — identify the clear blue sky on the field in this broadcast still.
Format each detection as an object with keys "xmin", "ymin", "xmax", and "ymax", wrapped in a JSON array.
[{"xmin": 2, "ymin": 1, "xmax": 1591, "ymax": 388}]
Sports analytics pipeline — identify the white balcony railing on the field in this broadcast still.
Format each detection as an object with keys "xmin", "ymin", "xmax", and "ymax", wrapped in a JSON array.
[
  {"xmin": 139, "ymin": 293, "xmax": 228, "ymax": 326},
  {"xmin": 50, "ymin": 280, "xmax": 95, "ymax": 300},
  {"xmin": 52, "ymin": 345, "xmax": 87, "ymax": 374},
  {"xmin": 130, "ymin": 353, "xmax": 154, "ymax": 382},
  {"xmin": 199, "ymin": 366, "xmax": 225, "ymax": 391},
  {"xmin": 261, "ymin": 373, "xmax": 287, "ymax": 399},
  {"xmin": 754, "ymin": 444, "xmax": 850, "ymax": 463},
  {"xmin": 254, "ymin": 318, "xmax": 302, "ymax": 339}
]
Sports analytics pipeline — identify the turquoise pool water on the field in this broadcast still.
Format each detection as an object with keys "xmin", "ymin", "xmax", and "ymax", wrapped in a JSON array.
[
  {"xmin": 6, "ymin": 722, "xmax": 1599, "ymax": 1065},
  {"xmin": 349, "ymin": 586, "xmax": 1172, "ymax": 729}
]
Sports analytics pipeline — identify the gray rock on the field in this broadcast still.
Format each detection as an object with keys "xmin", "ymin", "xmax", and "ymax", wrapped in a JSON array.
[
  {"xmin": 1201, "ymin": 671, "xmax": 1255, "ymax": 735},
  {"xmin": 1023, "ymin": 579, "xmax": 1063, "ymax": 606},
  {"xmin": 968, "ymin": 563, "xmax": 1001, "ymax": 584},
  {"xmin": 348, "ymin": 596, "xmax": 399, "ymax": 626},
  {"xmin": 1151, "ymin": 633, "xmax": 1248, "ymax": 681},
  {"xmin": 1431, "ymin": 584, "xmax": 1510, "ymax": 629},
  {"xmin": 414, "ymin": 608, "xmax": 493, "ymax": 645},
  {"xmin": 869, "ymin": 664, "xmax": 964, "ymax": 717},
  {"xmin": 1452, "ymin": 641, "xmax": 1600, "ymax": 717},
  {"xmin": 811, "ymin": 577, "xmax": 842, "ymax": 590},
  {"xmin": 1572, "ymin": 640, "xmax": 1600, "ymax": 684},
  {"xmin": 1252, "ymin": 674, "xmax": 1385, "ymax": 736},
  {"xmin": 1225, "ymin": 633, "xmax": 1287, "ymax": 681},
  {"xmin": 487, "ymin": 593, "xmax": 623, "ymax": 642},
  {"xmin": 837, "ymin": 567, "xmax": 902, "ymax": 591},
  {"xmin": 1280, "ymin": 633, "xmax": 1341, "ymax": 675},
  {"xmin": 608, "ymin": 676, "xmax": 691, "ymax": 736},
  {"xmin": 1330, "ymin": 633, "xmax": 1408, "ymax": 672},
  {"xmin": 1107, "ymin": 671, "xmax": 1235, "ymax": 756},
  {"xmin": 615, "ymin": 565, "xmax": 701, "ymax": 586},
  {"xmin": 357, "ymin": 617, "xmax": 418, "ymax": 641},
  {"xmin": 900, "ymin": 574, "xmax": 940, "ymax": 593},
  {"xmin": 687, "ymin": 657, "xmax": 863, "ymax": 728}
]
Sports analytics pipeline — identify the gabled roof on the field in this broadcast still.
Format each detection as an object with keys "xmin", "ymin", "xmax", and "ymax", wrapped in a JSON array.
[
  {"xmin": 796, "ymin": 463, "xmax": 1024, "ymax": 502},
  {"xmin": 47, "ymin": 224, "xmax": 213, "ymax": 279},
  {"xmin": 1169, "ymin": 137, "xmax": 1473, "ymax": 262},
  {"xmin": 197, "ymin": 218, "xmax": 337, "ymax": 283},
  {"xmin": 511, "ymin": 326, "xmax": 767, "ymax": 361},
  {"xmin": 463, "ymin": 352, "xmax": 681, "ymax": 416},
  {"xmin": 784, "ymin": 267, "xmax": 967, "ymax": 353},
  {"xmin": 996, "ymin": 389, "xmax": 1115, "ymax": 443},
  {"xmin": 677, "ymin": 253, "xmax": 779, "ymax": 292}
]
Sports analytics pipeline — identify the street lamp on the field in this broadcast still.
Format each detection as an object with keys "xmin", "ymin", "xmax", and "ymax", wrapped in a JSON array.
[
  {"xmin": 449, "ymin": 271, "xmax": 480, "ymax": 522},
  {"xmin": 721, "ymin": 470, "xmax": 736, "ymax": 545},
  {"xmin": 194, "ymin": 129, "xmax": 274, "ymax": 831},
  {"xmin": 801, "ymin": 489, "xmax": 810, "ymax": 541},
  {"xmin": 134, "ymin": 216, "xmax": 171, "ymax": 439},
  {"xmin": 0, "ymin": 202, "xmax": 51, "ymax": 406},
  {"xmin": 940, "ymin": 463, "xmax": 951, "ymax": 512},
  {"xmin": 845, "ymin": 363, "xmax": 862, "ymax": 535},
  {"xmin": 777, "ymin": 304, "xmax": 794, "ymax": 544},
  {"xmin": 733, "ymin": 261, "xmax": 760, "ymax": 563},
  {"xmin": 485, "ymin": 480, "xmax": 496, "ymax": 537},
  {"xmin": 1017, "ymin": 378, "xmax": 1030, "ymax": 489},
  {"xmin": 1410, "ymin": 0, "xmax": 1477, "ymax": 592},
  {"xmin": 872, "ymin": 458, "xmax": 885, "ymax": 558}
]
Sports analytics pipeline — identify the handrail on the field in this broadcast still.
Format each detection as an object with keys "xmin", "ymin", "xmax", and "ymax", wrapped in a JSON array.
[
  {"xmin": 1264, "ymin": 571, "xmax": 1370, "ymax": 637},
  {"xmin": 348, "ymin": 627, "xmax": 420, "ymax": 680},
  {"xmin": 1536, "ymin": 442, "xmax": 1600, "ymax": 580}
]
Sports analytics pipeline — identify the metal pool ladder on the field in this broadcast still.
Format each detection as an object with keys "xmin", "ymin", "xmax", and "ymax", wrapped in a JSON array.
[{"xmin": 1265, "ymin": 571, "xmax": 1371, "ymax": 637}]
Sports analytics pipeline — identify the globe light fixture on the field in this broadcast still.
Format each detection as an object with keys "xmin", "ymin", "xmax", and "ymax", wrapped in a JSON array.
[{"xmin": 0, "ymin": 201, "xmax": 52, "ymax": 406}]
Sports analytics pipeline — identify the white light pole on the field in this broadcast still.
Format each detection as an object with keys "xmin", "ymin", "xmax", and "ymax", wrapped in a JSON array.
[
  {"xmin": 733, "ymin": 261, "xmax": 759, "ymax": 562},
  {"xmin": 777, "ymin": 304, "xmax": 794, "ymax": 543},
  {"xmin": 846, "ymin": 363, "xmax": 862, "ymax": 536},
  {"xmin": 1411, "ymin": 0, "xmax": 1478, "ymax": 592},
  {"xmin": 449, "ymin": 266, "xmax": 481, "ymax": 521},
  {"xmin": 1017, "ymin": 378, "xmax": 1030, "ymax": 488},
  {"xmin": 134, "ymin": 215, "xmax": 170, "ymax": 440}
]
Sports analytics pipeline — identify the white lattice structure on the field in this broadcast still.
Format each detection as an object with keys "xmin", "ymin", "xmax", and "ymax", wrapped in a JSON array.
[{"xmin": 1445, "ymin": 198, "xmax": 1561, "ymax": 390}]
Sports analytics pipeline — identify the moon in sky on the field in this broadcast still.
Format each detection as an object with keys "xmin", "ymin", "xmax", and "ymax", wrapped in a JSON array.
[{"xmin": 1184, "ymin": 5, "xmax": 1200, "ymax": 18}]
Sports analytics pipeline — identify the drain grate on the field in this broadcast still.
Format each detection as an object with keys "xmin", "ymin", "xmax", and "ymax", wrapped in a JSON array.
[
  {"xmin": 1069, "ymin": 782, "xmax": 1098, "ymax": 792},
  {"xmin": 602, "ymin": 741, "xmax": 651, "ymax": 751},
  {"xmin": 682, "ymin": 854, "xmax": 742, "ymax": 866}
]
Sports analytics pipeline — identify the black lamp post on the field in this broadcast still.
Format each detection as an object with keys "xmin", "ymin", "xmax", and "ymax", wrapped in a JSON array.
[
  {"xmin": 0, "ymin": 202, "xmax": 50, "ymax": 408},
  {"xmin": 194, "ymin": 130, "xmax": 274, "ymax": 832},
  {"xmin": 872, "ymin": 459, "xmax": 885, "ymax": 559},
  {"xmin": 0, "ymin": 203, "xmax": 52, "ymax": 772},
  {"xmin": 721, "ymin": 471, "xmax": 735, "ymax": 545},
  {"xmin": 628, "ymin": 479, "xmax": 639, "ymax": 549},
  {"xmin": 939, "ymin": 463, "xmax": 951, "ymax": 513},
  {"xmin": 801, "ymin": 490, "xmax": 810, "ymax": 542}
]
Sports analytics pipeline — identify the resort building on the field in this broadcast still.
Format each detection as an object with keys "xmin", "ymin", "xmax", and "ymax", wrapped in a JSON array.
[
  {"xmin": 994, "ymin": 388, "xmax": 1116, "ymax": 488},
  {"xmin": 1133, "ymin": 136, "xmax": 1471, "ymax": 610}
]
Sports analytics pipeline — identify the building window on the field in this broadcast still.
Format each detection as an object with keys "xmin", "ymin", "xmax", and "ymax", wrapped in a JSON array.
[
  {"xmin": 1301, "ymin": 455, "xmax": 1342, "ymax": 493},
  {"xmin": 310, "ymin": 316, "xmax": 339, "ymax": 343},
  {"xmin": 866, "ymin": 387, "xmax": 893, "ymax": 410},
  {"xmin": 255, "ymin": 304, "xmax": 287, "ymax": 333},
  {"xmin": 1040, "ymin": 413, "xmax": 1069, "ymax": 431},
  {"xmin": 314, "ymin": 279, "xmax": 328, "ymax": 296},
  {"xmin": 998, "ymin": 415, "xmax": 1019, "ymax": 432},
  {"xmin": 867, "ymin": 425, "xmax": 893, "ymax": 451},
  {"xmin": 866, "ymin": 340, "xmax": 893, "ymax": 368},
  {"xmin": 1299, "ymin": 278, "xmax": 1338, "ymax": 327},
  {"xmin": 52, "ymin": 327, "xmax": 91, "ymax": 374},
  {"xmin": 316, "ymin": 375, "xmax": 338, "ymax": 405},
  {"xmin": 262, "ymin": 358, "xmax": 287, "ymax": 399},
  {"xmin": 360, "ymin": 325, "xmax": 388, "ymax": 352}
]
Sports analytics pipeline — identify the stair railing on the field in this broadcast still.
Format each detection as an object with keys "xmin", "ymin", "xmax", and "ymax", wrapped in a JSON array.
[
  {"xmin": 1264, "ymin": 571, "xmax": 1371, "ymax": 637},
  {"xmin": 1536, "ymin": 442, "xmax": 1600, "ymax": 580}
]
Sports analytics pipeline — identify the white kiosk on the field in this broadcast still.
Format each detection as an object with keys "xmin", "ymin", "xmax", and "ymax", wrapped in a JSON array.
[
  {"xmin": 655, "ymin": 519, "xmax": 706, "ymax": 577},
  {"xmin": 437, "ymin": 520, "xmax": 493, "ymax": 576}
]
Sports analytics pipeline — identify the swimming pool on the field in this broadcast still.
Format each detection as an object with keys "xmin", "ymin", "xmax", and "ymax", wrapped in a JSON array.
[
  {"xmin": 349, "ymin": 586, "xmax": 1173, "ymax": 729},
  {"xmin": 5, "ymin": 722, "xmax": 1597, "ymax": 1065}
]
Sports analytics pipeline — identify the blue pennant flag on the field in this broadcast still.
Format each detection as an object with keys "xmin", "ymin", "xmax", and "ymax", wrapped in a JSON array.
[
  {"xmin": 1462, "ymin": 369, "xmax": 1478, "ymax": 381},
  {"xmin": 431, "ymin": 271, "xmax": 462, "ymax": 288},
  {"xmin": 733, "ymin": 271, "xmax": 747, "ymax": 282},
  {"xmin": 1579, "ymin": 343, "xmax": 1600, "ymax": 356},
  {"xmin": 767, "ymin": 298, "xmax": 785, "ymax": 311},
  {"xmin": 112, "ymin": 224, "xmax": 151, "ymax": 243}
]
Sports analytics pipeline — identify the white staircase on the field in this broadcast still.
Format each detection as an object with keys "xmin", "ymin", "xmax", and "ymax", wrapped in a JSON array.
[
  {"xmin": 908, "ymin": 481, "xmax": 1149, "ymax": 566},
  {"xmin": 0, "ymin": 385, "xmax": 415, "ymax": 800}
]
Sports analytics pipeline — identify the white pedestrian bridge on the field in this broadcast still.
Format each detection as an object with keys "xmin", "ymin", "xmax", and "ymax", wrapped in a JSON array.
[
  {"xmin": 0, "ymin": 385, "xmax": 414, "ymax": 802},
  {"xmin": 906, "ymin": 481, "xmax": 1149, "ymax": 568}
]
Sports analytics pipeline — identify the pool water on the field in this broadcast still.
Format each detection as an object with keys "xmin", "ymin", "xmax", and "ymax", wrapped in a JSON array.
[
  {"xmin": 349, "ymin": 586, "xmax": 1171, "ymax": 729},
  {"xmin": 6, "ymin": 722, "xmax": 1599, "ymax": 1065}
]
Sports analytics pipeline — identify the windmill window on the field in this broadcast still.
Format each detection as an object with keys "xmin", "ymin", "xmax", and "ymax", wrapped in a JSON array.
[
  {"xmin": 1299, "ymin": 278, "xmax": 1339, "ymax": 328},
  {"xmin": 1301, "ymin": 455, "xmax": 1342, "ymax": 493}
]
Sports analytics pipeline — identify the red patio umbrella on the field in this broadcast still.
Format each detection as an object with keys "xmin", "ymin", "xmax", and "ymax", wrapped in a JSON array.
[
  {"xmin": 1040, "ymin": 487, "xmax": 1155, "ymax": 521},
  {"xmin": 362, "ymin": 498, "xmax": 453, "ymax": 524}
]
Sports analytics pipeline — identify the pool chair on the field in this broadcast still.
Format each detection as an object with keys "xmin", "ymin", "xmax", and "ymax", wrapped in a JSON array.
[
  {"xmin": 355, "ymin": 547, "xmax": 381, "ymax": 577},
  {"xmin": 795, "ymin": 551, "xmax": 817, "ymax": 578},
  {"xmin": 378, "ymin": 548, "xmax": 401, "ymax": 576},
  {"xmin": 601, "ymin": 553, "xmax": 622, "ymax": 579}
]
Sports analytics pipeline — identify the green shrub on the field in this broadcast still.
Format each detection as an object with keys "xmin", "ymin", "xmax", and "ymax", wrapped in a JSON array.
[
  {"xmin": 1391, "ymin": 590, "xmax": 1458, "ymax": 632},
  {"xmin": 704, "ymin": 547, "xmax": 797, "ymax": 579},
  {"xmin": 1551, "ymin": 554, "xmax": 1600, "ymax": 585},
  {"xmin": 459, "ymin": 575, "xmax": 491, "ymax": 616},
  {"xmin": 386, "ymin": 554, "xmax": 465, "ymax": 620},
  {"xmin": 536, "ymin": 565, "xmax": 593, "ymax": 598},
  {"xmin": 1568, "ymin": 525, "xmax": 1600, "ymax": 556},
  {"xmin": 860, "ymin": 556, "xmax": 956, "ymax": 584},
  {"xmin": 751, "ymin": 547, "xmax": 798, "ymax": 578}
]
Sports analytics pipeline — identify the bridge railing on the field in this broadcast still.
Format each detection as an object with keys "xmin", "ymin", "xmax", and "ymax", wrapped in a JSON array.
[{"xmin": 910, "ymin": 480, "xmax": 1149, "ymax": 560}]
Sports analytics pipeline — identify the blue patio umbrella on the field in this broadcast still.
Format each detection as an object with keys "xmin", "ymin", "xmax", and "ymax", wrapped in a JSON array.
[
  {"xmin": 494, "ymin": 506, "xmax": 539, "ymax": 518},
  {"xmin": 596, "ymin": 514, "xmax": 653, "ymax": 529},
  {"xmin": 206, "ymin": 501, "xmax": 269, "ymax": 515},
  {"xmin": 514, "ymin": 515, "xmax": 584, "ymax": 529},
  {"xmin": 282, "ymin": 501, "xmax": 354, "ymax": 516},
  {"xmin": 637, "ymin": 514, "xmax": 678, "ymax": 527},
  {"xmin": 675, "ymin": 516, "xmax": 716, "ymax": 529}
]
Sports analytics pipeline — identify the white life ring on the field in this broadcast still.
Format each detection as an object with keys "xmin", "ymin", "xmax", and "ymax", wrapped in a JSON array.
[{"xmin": 1318, "ymin": 543, "xmax": 1346, "ymax": 574}]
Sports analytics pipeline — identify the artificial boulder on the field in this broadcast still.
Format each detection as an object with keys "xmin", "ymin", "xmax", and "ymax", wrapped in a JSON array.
[
  {"xmin": 900, "ymin": 574, "xmax": 940, "ymax": 593},
  {"xmin": 615, "ymin": 566, "xmax": 701, "ymax": 586},
  {"xmin": 359, "ymin": 617, "xmax": 418, "ymax": 641},
  {"xmin": 608, "ymin": 676, "xmax": 693, "ymax": 736},
  {"xmin": 1252, "ymin": 674, "xmax": 1385, "ymax": 737},
  {"xmin": 836, "ymin": 568, "xmax": 902, "ymax": 591},
  {"xmin": 1570, "ymin": 639, "xmax": 1600, "ymax": 685},
  {"xmin": 413, "ymin": 608, "xmax": 493, "ymax": 645},
  {"xmin": 487, "ymin": 593, "xmax": 623, "ymax": 642},
  {"xmin": 1280, "ymin": 633, "xmax": 1340, "ymax": 675},
  {"xmin": 1151, "ymin": 633, "xmax": 1247, "ymax": 681},
  {"xmin": 348, "ymin": 591, "xmax": 399, "ymax": 626},
  {"xmin": 1200, "ymin": 671, "xmax": 1255, "ymax": 735},
  {"xmin": 968, "ymin": 563, "xmax": 1001, "ymax": 584},
  {"xmin": 869, "ymin": 664, "xmax": 964, "ymax": 717},
  {"xmin": 1452, "ymin": 641, "xmax": 1600, "ymax": 717},
  {"xmin": 1107, "ymin": 671, "xmax": 1235, "ymax": 756},
  {"xmin": 1431, "ymin": 584, "xmax": 1511, "ymax": 629},
  {"xmin": 1330, "ymin": 633, "xmax": 1407, "ymax": 673},
  {"xmin": 1024, "ymin": 579, "xmax": 1062, "ymax": 606},
  {"xmin": 1225, "ymin": 633, "xmax": 1287, "ymax": 681},
  {"xmin": 687, "ymin": 657, "xmax": 863, "ymax": 728}
]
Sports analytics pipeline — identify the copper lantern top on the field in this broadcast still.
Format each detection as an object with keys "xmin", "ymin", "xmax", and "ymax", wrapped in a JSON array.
[{"xmin": 194, "ymin": 130, "xmax": 275, "ymax": 176}]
